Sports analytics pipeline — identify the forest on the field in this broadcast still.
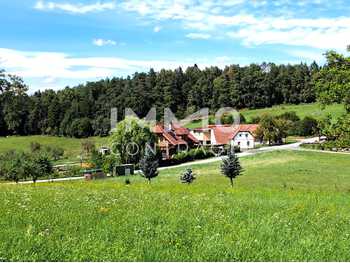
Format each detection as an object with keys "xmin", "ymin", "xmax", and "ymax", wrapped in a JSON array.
[{"xmin": 0, "ymin": 62, "xmax": 320, "ymax": 138}]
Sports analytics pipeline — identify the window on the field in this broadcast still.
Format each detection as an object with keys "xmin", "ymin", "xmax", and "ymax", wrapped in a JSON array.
[
  {"xmin": 238, "ymin": 142, "xmax": 241, "ymax": 146},
  {"xmin": 245, "ymin": 133, "xmax": 249, "ymax": 138},
  {"xmin": 247, "ymin": 141, "xmax": 250, "ymax": 147}
]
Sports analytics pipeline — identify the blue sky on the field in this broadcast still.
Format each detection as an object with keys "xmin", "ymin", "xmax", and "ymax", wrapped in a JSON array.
[{"xmin": 0, "ymin": 0, "xmax": 349, "ymax": 93}]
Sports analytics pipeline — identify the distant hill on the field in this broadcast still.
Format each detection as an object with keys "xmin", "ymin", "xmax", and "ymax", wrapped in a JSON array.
[{"xmin": 186, "ymin": 103, "xmax": 345, "ymax": 129}]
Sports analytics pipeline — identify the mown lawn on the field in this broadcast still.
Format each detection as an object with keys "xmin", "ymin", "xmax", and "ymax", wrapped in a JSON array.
[
  {"xmin": 186, "ymin": 103, "xmax": 345, "ymax": 129},
  {"xmin": 0, "ymin": 136, "xmax": 109, "ymax": 163},
  {"xmin": 0, "ymin": 151, "xmax": 350, "ymax": 261}
]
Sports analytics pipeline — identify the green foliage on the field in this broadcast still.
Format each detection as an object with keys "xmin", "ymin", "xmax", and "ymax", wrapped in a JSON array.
[
  {"xmin": 297, "ymin": 116, "xmax": 319, "ymax": 136},
  {"xmin": 172, "ymin": 147, "xmax": 215, "ymax": 164},
  {"xmin": 69, "ymin": 118, "xmax": 93, "ymax": 138},
  {"xmin": 44, "ymin": 145, "xmax": 65, "ymax": 161},
  {"xmin": 28, "ymin": 152, "xmax": 53, "ymax": 183},
  {"xmin": 180, "ymin": 168, "xmax": 196, "ymax": 184},
  {"xmin": 139, "ymin": 148, "xmax": 159, "ymax": 183},
  {"xmin": 90, "ymin": 150, "xmax": 104, "ymax": 169},
  {"xmin": 221, "ymin": 149, "xmax": 243, "ymax": 187},
  {"xmin": 0, "ymin": 151, "xmax": 53, "ymax": 183},
  {"xmin": 0, "ymin": 151, "xmax": 26, "ymax": 183},
  {"xmin": 255, "ymin": 114, "xmax": 291, "ymax": 145},
  {"xmin": 30, "ymin": 141, "xmax": 42, "ymax": 152},
  {"xmin": 321, "ymin": 114, "xmax": 350, "ymax": 148},
  {"xmin": 314, "ymin": 50, "xmax": 350, "ymax": 112},
  {"xmin": 101, "ymin": 154, "xmax": 121, "ymax": 175},
  {"xmin": 110, "ymin": 117, "xmax": 155, "ymax": 164},
  {"xmin": 1, "ymin": 61, "xmax": 321, "ymax": 137}
]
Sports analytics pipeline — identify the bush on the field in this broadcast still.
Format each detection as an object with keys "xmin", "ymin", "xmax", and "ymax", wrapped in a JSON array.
[
  {"xmin": 221, "ymin": 150, "xmax": 243, "ymax": 187},
  {"xmin": 172, "ymin": 147, "xmax": 216, "ymax": 164},
  {"xmin": 278, "ymin": 111, "xmax": 300, "ymax": 122},
  {"xmin": 180, "ymin": 168, "xmax": 196, "ymax": 184},
  {"xmin": 296, "ymin": 116, "xmax": 319, "ymax": 136},
  {"xmin": 30, "ymin": 142, "xmax": 42, "ymax": 153},
  {"xmin": 70, "ymin": 118, "xmax": 93, "ymax": 138},
  {"xmin": 44, "ymin": 146, "xmax": 64, "ymax": 161},
  {"xmin": 0, "ymin": 151, "xmax": 54, "ymax": 183},
  {"xmin": 101, "ymin": 154, "xmax": 121, "ymax": 175}
]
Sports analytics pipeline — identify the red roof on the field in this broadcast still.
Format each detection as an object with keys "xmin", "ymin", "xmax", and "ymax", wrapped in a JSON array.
[
  {"xmin": 205, "ymin": 124, "xmax": 259, "ymax": 145},
  {"xmin": 213, "ymin": 126, "xmax": 236, "ymax": 145},
  {"xmin": 171, "ymin": 122, "xmax": 189, "ymax": 135},
  {"xmin": 153, "ymin": 124, "xmax": 164, "ymax": 134},
  {"xmin": 187, "ymin": 132, "xmax": 200, "ymax": 144},
  {"xmin": 153, "ymin": 122, "xmax": 198, "ymax": 146}
]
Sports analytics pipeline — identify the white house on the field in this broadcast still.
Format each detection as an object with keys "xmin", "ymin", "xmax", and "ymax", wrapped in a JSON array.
[{"xmin": 191, "ymin": 124, "xmax": 260, "ymax": 149}]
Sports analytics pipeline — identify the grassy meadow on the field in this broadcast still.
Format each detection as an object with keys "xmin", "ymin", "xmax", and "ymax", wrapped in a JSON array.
[
  {"xmin": 1, "ymin": 150, "xmax": 350, "ymax": 261},
  {"xmin": 0, "ymin": 136, "xmax": 109, "ymax": 163},
  {"xmin": 186, "ymin": 103, "xmax": 345, "ymax": 129}
]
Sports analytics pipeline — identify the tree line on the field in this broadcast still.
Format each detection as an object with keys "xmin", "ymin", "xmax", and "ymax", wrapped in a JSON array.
[{"xmin": 0, "ymin": 62, "xmax": 320, "ymax": 138}]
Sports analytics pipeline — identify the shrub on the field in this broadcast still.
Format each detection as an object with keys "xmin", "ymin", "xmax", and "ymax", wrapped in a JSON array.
[
  {"xmin": 101, "ymin": 154, "xmax": 121, "ymax": 175},
  {"xmin": 221, "ymin": 149, "xmax": 243, "ymax": 187},
  {"xmin": 44, "ymin": 146, "xmax": 64, "ymax": 161},
  {"xmin": 139, "ymin": 149, "xmax": 159, "ymax": 183},
  {"xmin": 278, "ymin": 111, "xmax": 300, "ymax": 122},
  {"xmin": 0, "ymin": 151, "xmax": 26, "ymax": 183},
  {"xmin": 180, "ymin": 168, "xmax": 196, "ymax": 184},
  {"xmin": 70, "ymin": 118, "xmax": 93, "ymax": 138},
  {"xmin": 30, "ymin": 142, "xmax": 41, "ymax": 153},
  {"xmin": 28, "ymin": 152, "xmax": 53, "ymax": 183},
  {"xmin": 296, "ymin": 116, "xmax": 319, "ymax": 136},
  {"xmin": 0, "ymin": 151, "xmax": 54, "ymax": 183},
  {"xmin": 81, "ymin": 139, "xmax": 96, "ymax": 157}
]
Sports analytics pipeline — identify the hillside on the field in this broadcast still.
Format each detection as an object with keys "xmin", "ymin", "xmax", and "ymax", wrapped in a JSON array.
[
  {"xmin": 1, "ymin": 150, "xmax": 350, "ymax": 261},
  {"xmin": 186, "ymin": 103, "xmax": 345, "ymax": 129},
  {"xmin": 0, "ymin": 136, "xmax": 109, "ymax": 163}
]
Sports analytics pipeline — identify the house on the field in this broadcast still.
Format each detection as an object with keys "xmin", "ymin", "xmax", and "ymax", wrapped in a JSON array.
[
  {"xmin": 153, "ymin": 122, "xmax": 199, "ymax": 159},
  {"xmin": 191, "ymin": 124, "xmax": 259, "ymax": 149}
]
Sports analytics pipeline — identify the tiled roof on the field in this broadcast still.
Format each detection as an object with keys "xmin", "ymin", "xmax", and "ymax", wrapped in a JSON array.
[
  {"xmin": 153, "ymin": 122, "xmax": 198, "ymax": 146},
  {"xmin": 213, "ymin": 126, "xmax": 236, "ymax": 145},
  {"xmin": 171, "ymin": 123, "xmax": 189, "ymax": 135},
  {"xmin": 210, "ymin": 124, "xmax": 259, "ymax": 145},
  {"xmin": 187, "ymin": 132, "xmax": 200, "ymax": 144},
  {"xmin": 153, "ymin": 124, "xmax": 164, "ymax": 134}
]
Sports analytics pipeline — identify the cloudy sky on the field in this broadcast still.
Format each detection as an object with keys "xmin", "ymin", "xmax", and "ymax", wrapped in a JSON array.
[{"xmin": 0, "ymin": 0, "xmax": 349, "ymax": 92}]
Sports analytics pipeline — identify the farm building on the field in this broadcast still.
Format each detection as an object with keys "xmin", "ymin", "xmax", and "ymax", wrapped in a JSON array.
[
  {"xmin": 191, "ymin": 124, "xmax": 260, "ymax": 149},
  {"xmin": 153, "ymin": 122, "xmax": 199, "ymax": 159}
]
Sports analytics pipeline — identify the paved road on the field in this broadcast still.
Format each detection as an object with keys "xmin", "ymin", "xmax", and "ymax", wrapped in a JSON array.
[{"xmin": 13, "ymin": 137, "xmax": 348, "ymax": 184}]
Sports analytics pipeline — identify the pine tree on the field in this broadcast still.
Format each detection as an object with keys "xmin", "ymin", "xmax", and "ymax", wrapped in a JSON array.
[
  {"xmin": 139, "ymin": 148, "xmax": 159, "ymax": 183},
  {"xmin": 180, "ymin": 168, "xmax": 196, "ymax": 184},
  {"xmin": 221, "ymin": 148, "xmax": 242, "ymax": 187}
]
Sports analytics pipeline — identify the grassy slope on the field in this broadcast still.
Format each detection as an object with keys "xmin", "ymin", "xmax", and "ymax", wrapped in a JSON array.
[
  {"xmin": 0, "ymin": 136, "xmax": 109, "ymax": 163},
  {"xmin": 186, "ymin": 103, "xmax": 345, "ymax": 129},
  {"xmin": 1, "ymin": 150, "xmax": 350, "ymax": 261}
]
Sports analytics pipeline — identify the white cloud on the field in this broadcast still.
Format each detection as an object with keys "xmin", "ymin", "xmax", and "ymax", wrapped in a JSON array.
[
  {"xmin": 227, "ymin": 17, "xmax": 350, "ymax": 50},
  {"xmin": 186, "ymin": 33, "xmax": 212, "ymax": 40},
  {"xmin": 116, "ymin": 0, "xmax": 350, "ymax": 50},
  {"xmin": 93, "ymin": 38, "xmax": 117, "ymax": 46},
  {"xmin": 0, "ymin": 48, "xmax": 236, "ymax": 84},
  {"xmin": 153, "ymin": 26, "xmax": 162, "ymax": 32},
  {"xmin": 34, "ymin": 0, "xmax": 116, "ymax": 14}
]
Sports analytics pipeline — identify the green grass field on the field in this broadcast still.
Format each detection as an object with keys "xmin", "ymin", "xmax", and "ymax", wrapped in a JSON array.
[
  {"xmin": 1, "ymin": 150, "xmax": 350, "ymax": 261},
  {"xmin": 0, "ymin": 136, "xmax": 109, "ymax": 163},
  {"xmin": 186, "ymin": 103, "xmax": 346, "ymax": 129}
]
